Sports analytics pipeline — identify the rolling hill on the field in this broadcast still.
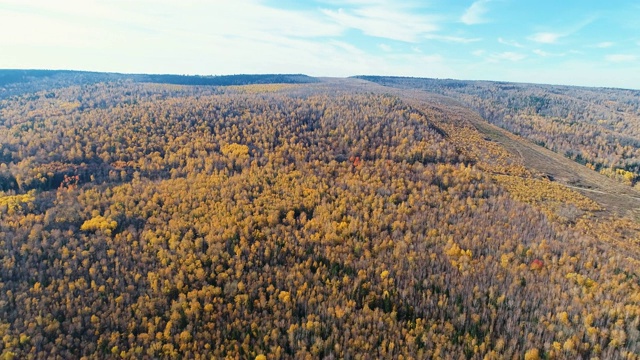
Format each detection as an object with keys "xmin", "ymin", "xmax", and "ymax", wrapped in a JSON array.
[{"xmin": 0, "ymin": 71, "xmax": 639, "ymax": 359}]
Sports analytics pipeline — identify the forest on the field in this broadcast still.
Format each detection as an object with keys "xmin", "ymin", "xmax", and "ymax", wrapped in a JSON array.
[
  {"xmin": 0, "ymin": 70, "xmax": 315, "ymax": 100},
  {"xmin": 1, "ymin": 73, "xmax": 640, "ymax": 359},
  {"xmin": 357, "ymin": 76, "xmax": 640, "ymax": 187}
]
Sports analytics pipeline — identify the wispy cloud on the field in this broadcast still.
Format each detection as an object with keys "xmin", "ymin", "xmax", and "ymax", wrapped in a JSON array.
[
  {"xmin": 528, "ymin": 17, "xmax": 595, "ymax": 45},
  {"xmin": 0, "ymin": 0, "xmax": 344, "ymax": 49},
  {"xmin": 473, "ymin": 50, "xmax": 526, "ymax": 62},
  {"xmin": 1, "ymin": 0, "xmax": 639, "ymax": 89},
  {"xmin": 606, "ymin": 54, "xmax": 637, "ymax": 62},
  {"xmin": 529, "ymin": 32, "xmax": 562, "ymax": 44},
  {"xmin": 595, "ymin": 41, "xmax": 614, "ymax": 48},
  {"xmin": 321, "ymin": 5, "xmax": 439, "ymax": 43},
  {"xmin": 493, "ymin": 52, "xmax": 527, "ymax": 61},
  {"xmin": 329, "ymin": 40, "xmax": 366, "ymax": 55},
  {"xmin": 461, "ymin": 0, "xmax": 491, "ymax": 25},
  {"xmin": 498, "ymin": 37, "xmax": 524, "ymax": 48},
  {"xmin": 321, "ymin": 0, "xmax": 411, "ymax": 6},
  {"xmin": 533, "ymin": 49, "xmax": 567, "ymax": 57},
  {"xmin": 378, "ymin": 43, "xmax": 392, "ymax": 52},
  {"xmin": 425, "ymin": 34, "xmax": 481, "ymax": 43},
  {"xmin": 0, "ymin": 0, "xmax": 351, "ymax": 75}
]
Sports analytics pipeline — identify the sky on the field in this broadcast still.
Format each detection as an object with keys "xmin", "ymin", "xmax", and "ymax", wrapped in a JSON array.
[{"xmin": 1, "ymin": 0, "xmax": 639, "ymax": 89}]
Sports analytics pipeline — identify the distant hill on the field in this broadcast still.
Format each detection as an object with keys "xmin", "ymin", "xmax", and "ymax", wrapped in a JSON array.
[
  {"xmin": 0, "ymin": 69, "xmax": 98, "ymax": 86},
  {"xmin": 0, "ymin": 69, "xmax": 317, "ymax": 98},
  {"xmin": 141, "ymin": 73, "xmax": 318, "ymax": 86}
]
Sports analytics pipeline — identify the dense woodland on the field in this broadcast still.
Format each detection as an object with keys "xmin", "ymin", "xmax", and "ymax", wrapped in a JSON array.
[
  {"xmin": 358, "ymin": 76, "xmax": 640, "ymax": 187},
  {"xmin": 0, "ymin": 70, "xmax": 315, "ymax": 100},
  {"xmin": 1, "ymin": 76, "xmax": 640, "ymax": 359}
]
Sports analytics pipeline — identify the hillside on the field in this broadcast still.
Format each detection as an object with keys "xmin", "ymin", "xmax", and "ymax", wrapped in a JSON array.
[
  {"xmin": 1, "ymin": 73, "xmax": 640, "ymax": 359},
  {"xmin": 356, "ymin": 76, "xmax": 640, "ymax": 189}
]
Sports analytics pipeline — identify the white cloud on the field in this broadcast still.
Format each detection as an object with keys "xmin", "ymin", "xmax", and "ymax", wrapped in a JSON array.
[
  {"xmin": 473, "ymin": 50, "xmax": 526, "ymax": 62},
  {"xmin": 606, "ymin": 54, "xmax": 637, "ymax": 63},
  {"xmin": 595, "ymin": 41, "xmax": 614, "ymax": 48},
  {"xmin": 529, "ymin": 32, "xmax": 562, "ymax": 44},
  {"xmin": 533, "ymin": 49, "xmax": 550, "ymax": 57},
  {"xmin": 425, "ymin": 34, "xmax": 481, "ymax": 43},
  {"xmin": 0, "ymin": 0, "xmax": 345, "ymax": 49},
  {"xmin": 498, "ymin": 38, "xmax": 524, "ymax": 48},
  {"xmin": 492, "ymin": 52, "xmax": 527, "ymax": 62},
  {"xmin": 379, "ymin": 44, "xmax": 393, "ymax": 52},
  {"xmin": 0, "ymin": 0, "xmax": 356, "ymax": 74},
  {"xmin": 1, "ymin": 0, "xmax": 638, "ymax": 89},
  {"xmin": 321, "ymin": 5, "xmax": 439, "ymax": 43},
  {"xmin": 0, "ymin": 0, "xmax": 344, "ymax": 75},
  {"xmin": 330, "ymin": 40, "xmax": 366, "ymax": 55},
  {"xmin": 388, "ymin": 53, "xmax": 445, "ymax": 63},
  {"xmin": 461, "ymin": 0, "xmax": 491, "ymax": 25},
  {"xmin": 321, "ymin": 0, "xmax": 405, "ymax": 5},
  {"xmin": 0, "ymin": 0, "xmax": 459, "ymax": 79},
  {"xmin": 527, "ymin": 18, "xmax": 594, "ymax": 45},
  {"xmin": 533, "ymin": 49, "xmax": 567, "ymax": 57}
]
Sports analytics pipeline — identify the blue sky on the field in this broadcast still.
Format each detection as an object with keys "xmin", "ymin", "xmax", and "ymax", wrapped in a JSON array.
[{"xmin": 1, "ymin": 0, "xmax": 639, "ymax": 88}]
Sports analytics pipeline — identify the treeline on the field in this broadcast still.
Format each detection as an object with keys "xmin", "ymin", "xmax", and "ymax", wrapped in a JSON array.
[
  {"xmin": 141, "ymin": 74, "xmax": 317, "ymax": 86},
  {"xmin": 0, "ymin": 70, "xmax": 317, "ymax": 100},
  {"xmin": 1, "ymin": 81, "xmax": 640, "ymax": 358}
]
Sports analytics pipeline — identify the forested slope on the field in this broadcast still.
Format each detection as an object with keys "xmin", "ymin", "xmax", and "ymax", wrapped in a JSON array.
[
  {"xmin": 357, "ymin": 76, "xmax": 640, "ymax": 188},
  {"xmin": 1, "ymin": 79, "xmax": 640, "ymax": 359}
]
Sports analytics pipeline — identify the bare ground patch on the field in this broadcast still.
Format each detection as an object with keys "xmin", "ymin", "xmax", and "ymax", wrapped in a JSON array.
[{"xmin": 469, "ymin": 117, "xmax": 640, "ymax": 219}]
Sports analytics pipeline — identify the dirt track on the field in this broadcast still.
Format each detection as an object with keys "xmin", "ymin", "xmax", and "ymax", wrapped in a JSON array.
[
  {"xmin": 322, "ymin": 78, "xmax": 640, "ymax": 218},
  {"xmin": 468, "ymin": 118, "xmax": 640, "ymax": 218}
]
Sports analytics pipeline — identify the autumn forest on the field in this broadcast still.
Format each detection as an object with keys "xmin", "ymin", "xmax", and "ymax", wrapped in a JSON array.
[{"xmin": 1, "ymin": 71, "xmax": 640, "ymax": 359}]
